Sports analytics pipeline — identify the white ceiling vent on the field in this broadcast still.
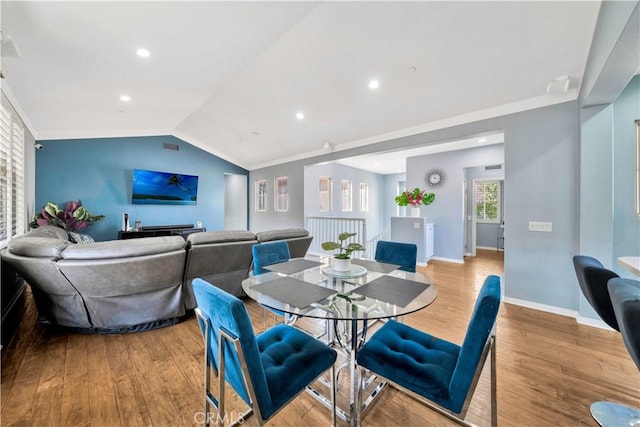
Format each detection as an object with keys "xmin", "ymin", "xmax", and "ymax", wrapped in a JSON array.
[{"xmin": 546, "ymin": 75, "xmax": 571, "ymax": 94}]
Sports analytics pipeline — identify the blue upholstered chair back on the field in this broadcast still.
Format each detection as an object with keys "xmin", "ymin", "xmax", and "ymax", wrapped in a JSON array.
[
  {"xmin": 252, "ymin": 241, "xmax": 291, "ymax": 275},
  {"xmin": 192, "ymin": 278, "xmax": 271, "ymax": 413},
  {"xmin": 573, "ymin": 255, "xmax": 620, "ymax": 330},
  {"xmin": 608, "ymin": 278, "xmax": 640, "ymax": 370},
  {"xmin": 448, "ymin": 274, "xmax": 501, "ymax": 412},
  {"xmin": 374, "ymin": 240, "xmax": 418, "ymax": 272}
]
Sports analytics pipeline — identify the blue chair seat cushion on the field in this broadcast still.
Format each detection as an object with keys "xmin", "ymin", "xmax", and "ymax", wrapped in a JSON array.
[
  {"xmin": 257, "ymin": 324, "xmax": 337, "ymax": 419},
  {"xmin": 357, "ymin": 320, "xmax": 459, "ymax": 409}
]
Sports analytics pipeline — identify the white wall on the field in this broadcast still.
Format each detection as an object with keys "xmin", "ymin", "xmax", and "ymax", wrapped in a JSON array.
[
  {"xmin": 407, "ymin": 144, "xmax": 504, "ymax": 262},
  {"xmin": 304, "ymin": 163, "xmax": 385, "ymax": 237}
]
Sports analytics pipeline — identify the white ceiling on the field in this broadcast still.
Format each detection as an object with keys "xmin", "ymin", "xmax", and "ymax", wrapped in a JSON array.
[
  {"xmin": 1, "ymin": 1, "xmax": 601, "ymax": 170},
  {"xmin": 335, "ymin": 131, "xmax": 504, "ymax": 175}
]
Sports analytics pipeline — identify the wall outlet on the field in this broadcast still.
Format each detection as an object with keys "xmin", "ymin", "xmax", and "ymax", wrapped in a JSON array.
[
  {"xmin": 529, "ymin": 221, "xmax": 552, "ymax": 232},
  {"xmin": 413, "ymin": 222, "xmax": 421, "ymax": 229}
]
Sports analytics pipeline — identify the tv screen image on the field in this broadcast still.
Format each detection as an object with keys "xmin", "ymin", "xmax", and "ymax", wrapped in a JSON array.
[{"xmin": 132, "ymin": 169, "xmax": 199, "ymax": 205}]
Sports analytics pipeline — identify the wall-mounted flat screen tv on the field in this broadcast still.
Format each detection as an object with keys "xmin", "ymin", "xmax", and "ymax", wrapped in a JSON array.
[{"xmin": 132, "ymin": 169, "xmax": 199, "ymax": 205}]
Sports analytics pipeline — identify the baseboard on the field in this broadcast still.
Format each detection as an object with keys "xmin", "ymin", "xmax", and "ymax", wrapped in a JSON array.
[
  {"xmin": 504, "ymin": 296, "xmax": 578, "ymax": 318},
  {"xmin": 576, "ymin": 315, "xmax": 614, "ymax": 331},
  {"xmin": 476, "ymin": 246, "xmax": 504, "ymax": 252},
  {"xmin": 503, "ymin": 296, "xmax": 613, "ymax": 330},
  {"xmin": 430, "ymin": 256, "xmax": 464, "ymax": 264}
]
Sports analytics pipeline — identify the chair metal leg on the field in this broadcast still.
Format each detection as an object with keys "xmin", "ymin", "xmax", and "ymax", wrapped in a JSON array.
[
  {"xmin": 491, "ymin": 335, "xmax": 497, "ymax": 427},
  {"xmin": 331, "ymin": 364, "xmax": 337, "ymax": 427},
  {"xmin": 217, "ymin": 332, "xmax": 226, "ymax": 427}
]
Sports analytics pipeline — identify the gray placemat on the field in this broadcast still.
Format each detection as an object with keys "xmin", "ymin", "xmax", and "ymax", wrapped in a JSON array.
[
  {"xmin": 252, "ymin": 277, "xmax": 336, "ymax": 309},
  {"xmin": 351, "ymin": 258, "xmax": 401, "ymax": 274},
  {"xmin": 353, "ymin": 275, "xmax": 430, "ymax": 307},
  {"xmin": 264, "ymin": 258, "xmax": 322, "ymax": 275}
]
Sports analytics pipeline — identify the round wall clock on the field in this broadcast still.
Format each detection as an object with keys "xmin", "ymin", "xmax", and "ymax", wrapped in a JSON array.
[{"xmin": 426, "ymin": 168, "xmax": 446, "ymax": 187}]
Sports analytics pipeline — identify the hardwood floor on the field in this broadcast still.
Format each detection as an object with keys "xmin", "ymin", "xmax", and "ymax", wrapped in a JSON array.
[{"xmin": 2, "ymin": 250, "xmax": 638, "ymax": 426}]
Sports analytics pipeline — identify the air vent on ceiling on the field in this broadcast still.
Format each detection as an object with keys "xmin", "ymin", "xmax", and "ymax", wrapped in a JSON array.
[
  {"xmin": 163, "ymin": 142, "xmax": 179, "ymax": 151},
  {"xmin": 485, "ymin": 164, "xmax": 503, "ymax": 171}
]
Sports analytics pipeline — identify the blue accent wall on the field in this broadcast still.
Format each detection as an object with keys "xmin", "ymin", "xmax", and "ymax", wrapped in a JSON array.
[{"xmin": 34, "ymin": 135, "xmax": 248, "ymax": 241}]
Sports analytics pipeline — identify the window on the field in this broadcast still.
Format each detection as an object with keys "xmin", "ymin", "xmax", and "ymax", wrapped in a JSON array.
[
  {"xmin": 475, "ymin": 181, "xmax": 500, "ymax": 223},
  {"xmin": 255, "ymin": 179, "xmax": 267, "ymax": 212},
  {"xmin": 359, "ymin": 183, "xmax": 368, "ymax": 212},
  {"xmin": 275, "ymin": 176, "xmax": 288, "ymax": 212},
  {"xmin": 319, "ymin": 177, "xmax": 332, "ymax": 212},
  {"xmin": 341, "ymin": 179, "xmax": 352, "ymax": 212},
  {"xmin": 0, "ymin": 96, "xmax": 26, "ymax": 246}
]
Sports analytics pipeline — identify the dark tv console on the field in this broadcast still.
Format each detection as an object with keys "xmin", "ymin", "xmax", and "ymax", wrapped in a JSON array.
[{"xmin": 118, "ymin": 224, "xmax": 205, "ymax": 240}]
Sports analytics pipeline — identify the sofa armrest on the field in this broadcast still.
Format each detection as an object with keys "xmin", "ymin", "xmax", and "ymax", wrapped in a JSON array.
[{"xmin": 7, "ymin": 237, "xmax": 70, "ymax": 258}]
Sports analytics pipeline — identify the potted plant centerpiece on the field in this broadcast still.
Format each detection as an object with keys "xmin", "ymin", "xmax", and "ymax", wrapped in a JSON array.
[
  {"xmin": 395, "ymin": 187, "xmax": 435, "ymax": 217},
  {"xmin": 321, "ymin": 232, "xmax": 365, "ymax": 272}
]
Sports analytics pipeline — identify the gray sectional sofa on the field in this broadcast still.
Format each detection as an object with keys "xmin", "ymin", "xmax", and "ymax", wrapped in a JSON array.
[{"xmin": 1, "ymin": 226, "xmax": 312, "ymax": 333}]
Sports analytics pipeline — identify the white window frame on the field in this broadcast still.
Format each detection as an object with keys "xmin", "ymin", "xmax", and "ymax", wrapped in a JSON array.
[
  {"xmin": 359, "ymin": 183, "xmax": 369, "ymax": 212},
  {"xmin": 341, "ymin": 179, "xmax": 352, "ymax": 212},
  {"xmin": 255, "ymin": 179, "xmax": 267, "ymax": 212},
  {"xmin": 275, "ymin": 176, "xmax": 289, "ymax": 212},
  {"xmin": 1, "ymin": 96, "xmax": 26, "ymax": 246},
  {"xmin": 475, "ymin": 180, "xmax": 501, "ymax": 224},
  {"xmin": 319, "ymin": 177, "xmax": 332, "ymax": 212}
]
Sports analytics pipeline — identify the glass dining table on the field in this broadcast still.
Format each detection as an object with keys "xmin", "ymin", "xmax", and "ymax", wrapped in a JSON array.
[{"xmin": 242, "ymin": 256, "xmax": 438, "ymax": 426}]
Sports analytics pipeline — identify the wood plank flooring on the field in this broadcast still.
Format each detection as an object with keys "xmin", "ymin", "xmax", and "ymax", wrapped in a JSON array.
[{"xmin": 2, "ymin": 250, "xmax": 638, "ymax": 426}]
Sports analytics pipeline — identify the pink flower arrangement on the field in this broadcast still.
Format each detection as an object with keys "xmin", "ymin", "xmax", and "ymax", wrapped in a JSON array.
[{"xmin": 30, "ymin": 200, "xmax": 105, "ymax": 231}]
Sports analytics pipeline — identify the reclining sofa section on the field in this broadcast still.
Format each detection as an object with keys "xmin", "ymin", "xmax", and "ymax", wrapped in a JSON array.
[{"xmin": 1, "ymin": 226, "xmax": 312, "ymax": 333}]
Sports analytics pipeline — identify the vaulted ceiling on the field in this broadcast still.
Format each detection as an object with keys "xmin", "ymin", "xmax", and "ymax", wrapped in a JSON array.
[{"xmin": 1, "ymin": 1, "xmax": 601, "ymax": 170}]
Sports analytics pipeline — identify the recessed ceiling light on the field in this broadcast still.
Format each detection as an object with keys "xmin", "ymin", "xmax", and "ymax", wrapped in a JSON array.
[
  {"xmin": 136, "ymin": 48, "xmax": 150, "ymax": 57},
  {"xmin": 478, "ymin": 138, "xmax": 487, "ymax": 143},
  {"xmin": 369, "ymin": 79, "xmax": 380, "ymax": 90},
  {"xmin": 119, "ymin": 95, "xmax": 131, "ymax": 102},
  {"xmin": 296, "ymin": 112, "xmax": 305, "ymax": 120}
]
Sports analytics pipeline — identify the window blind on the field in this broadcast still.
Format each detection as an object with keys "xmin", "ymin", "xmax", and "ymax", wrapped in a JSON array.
[
  {"xmin": 0, "ymin": 98, "xmax": 26, "ymax": 245},
  {"xmin": 475, "ymin": 181, "xmax": 500, "ymax": 223}
]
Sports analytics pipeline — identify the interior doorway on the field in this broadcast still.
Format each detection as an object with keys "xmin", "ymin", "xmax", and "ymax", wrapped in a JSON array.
[
  {"xmin": 224, "ymin": 173, "xmax": 248, "ymax": 230},
  {"xmin": 468, "ymin": 176, "xmax": 504, "ymax": 256}
]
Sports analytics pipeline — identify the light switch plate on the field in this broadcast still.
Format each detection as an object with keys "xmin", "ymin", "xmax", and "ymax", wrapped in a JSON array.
[
  {"xmin": 414, "ymin": 222, "xmax": 421, "ymax": 229},
  {"xmin": 529, "ymin": 221, "xmax": 552, "ymax": 232}
]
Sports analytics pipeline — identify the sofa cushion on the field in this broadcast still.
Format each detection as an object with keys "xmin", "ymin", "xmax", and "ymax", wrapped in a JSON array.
[
  {"xmin": 61, "ymin": 236, "xmax": 186, "ymax": 260},
  {"xmin": 255, "ymin": 228, "xmax": 309, "ymax": 242},
  {"xmin": 187, "ymin": 230, "xmax": 256, "ymax": 246},
  {"xmin": 27, "ymin": 225, "xmax": 70, "ymax": 240},
  {"xmin": 7, "ymin": 236, "xmax": 70, "ymax": 258}
]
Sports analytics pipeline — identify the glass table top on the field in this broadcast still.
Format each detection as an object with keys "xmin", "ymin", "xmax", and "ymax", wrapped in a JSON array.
[{"xmin": 242, "ymin": 257, "xmax": 438, "ymax": 321}]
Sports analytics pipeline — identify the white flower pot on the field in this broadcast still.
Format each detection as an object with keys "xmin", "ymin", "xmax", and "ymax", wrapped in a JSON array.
[
  {"xmin": 411, "ymin": 207, "xmax": 421, "ymax": 217},
  {"xmin": 333, "ymin": 257, "xmax": 352, "ymax": 272}
]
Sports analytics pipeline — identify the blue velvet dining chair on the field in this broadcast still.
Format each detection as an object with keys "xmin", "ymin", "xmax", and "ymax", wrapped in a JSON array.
[
  {"xmin": 252, "ymin": 241, "xmax": 291, "ymax": 275},
  {"xmin": 252, "ymin": 241, "xmax": 292, "ymax": 325},
  {"xmin": 356, "ymin": 274, "xmax": 501, "ymax": 426},
  {"xmin": 374, "ymin": 240, "xmax": 417, "ymax": 272},
  {"xmin": 192, "ymin": 278, "xmax": 337, "ymax": 427}
]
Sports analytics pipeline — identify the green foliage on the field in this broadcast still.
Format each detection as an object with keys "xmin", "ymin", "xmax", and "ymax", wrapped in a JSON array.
[
  {"xmin": 395, "ymin": 188, "xmax": 436, "ymax": 207},
  {"xmin": 321, "ymin": 231, "xmax": 365, "ymax": 259}
]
